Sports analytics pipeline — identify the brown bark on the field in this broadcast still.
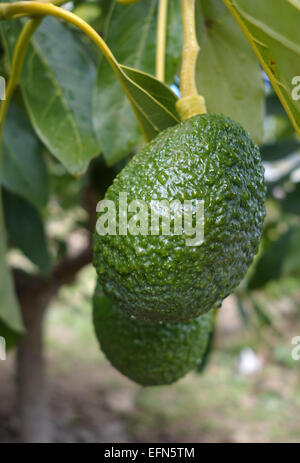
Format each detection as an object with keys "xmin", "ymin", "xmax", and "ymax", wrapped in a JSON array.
[
  {"xmin": 14, "ymin": 181, "xmax": 98, "ymax": 442},
  {"xmin": 15, "ymin": 245, "xmax": 93, "ymax": 443},
  {"xmin": 17, "ymin": 302, "xmax": 50, "ymax": 443}
]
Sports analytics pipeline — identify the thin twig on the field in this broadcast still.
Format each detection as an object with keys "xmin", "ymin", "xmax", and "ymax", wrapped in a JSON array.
[
  {"xmin": 179, "ymin": 0, "xmax": 199, "ymax": 99},
  {"xmin": 156, "ymin": 0, "xmax": 168, "ymax": 82}
]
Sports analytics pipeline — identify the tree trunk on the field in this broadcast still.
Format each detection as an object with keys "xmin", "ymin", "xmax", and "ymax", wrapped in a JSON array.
[
  {"xmin": 17, "ymin": 303, "xmax": 51, "ymax": 443},
  {"xmin": 14, "ymin": 245, "xmax": 93, "ymax": 443}
]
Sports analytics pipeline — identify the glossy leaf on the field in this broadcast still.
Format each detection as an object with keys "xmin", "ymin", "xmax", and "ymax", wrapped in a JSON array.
[
  {"xmin": 165, "ymin": 0, "xmax": 182, "ymax": 84},
  {"xmin": 0, "ymin": 190, "xmax": 24, "ymax": 335},
  {"xmin": 248, "ymin": 229, "xmax": 292, "ymax": 289},
  {"xmin": 93, "ymin": 0, "xmax": 179, "ymax": 165},
  {"xmin": 93, "ymin": 0, "xmax": 157, "ymax": 165},
  {"xmin": 2, "ymin": 100, "xmax": 49, "ymax": 210},
  {"xmin": 222, "ymin": 0, "xmax": 300, "ymax": 138},
  {"xmin": 120, "ymin": 66, "xmax": 178, "ymax": 117},
  {"xmin": 0, "ymin": 319, "xmax": 22, "ymax": 351},
  {"xmin": 196, "ymin": 0, "xmax": 264, "ymax": 143},
  {"xmin": 1, "ymin": 16, "xmax": 100, "ymax": 175},
  {"xmin": 3, "ymin": 189, "xmax": 51, "ymax": 274},
  {"xmin": 118, "ymin": 65, "xmax": 178, "ymax": 140},
  {"xmin": 281, "ymin": 182, "xmax": 300, "ymax": 215},
  {"xmin": 261, "ymin": 141, "xmax": 300, "ymax": 161}
]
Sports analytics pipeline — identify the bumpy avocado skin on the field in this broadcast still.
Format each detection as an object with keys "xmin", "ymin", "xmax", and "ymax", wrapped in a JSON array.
[
  {"xmin": 93, "ymin": 284, "xmax": 213, "ymax": 386},
  {"xmin": 94, "ymin": 114, "xmax": 266, "ymax": 323}
]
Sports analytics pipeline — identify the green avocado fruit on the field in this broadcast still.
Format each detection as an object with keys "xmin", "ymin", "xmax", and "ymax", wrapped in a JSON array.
[
  {"xmin": 93, "ymin": 114, "xmax": 266, "ymax": 323},
  {"xmin": 93, "ymin": 283, "xmax": 214, "ymax": 386}
]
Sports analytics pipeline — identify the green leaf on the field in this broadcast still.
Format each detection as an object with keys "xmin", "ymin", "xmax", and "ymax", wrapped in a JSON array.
[
  {"xmin": 2, "ymin": 99, "xmax": 49, "ymax": 210},
  {"xmin": 0, "ymin": 189, "xmax": 24, "ymax": 335},
  {"xmin": 94, "ymin": 64, "xmax": 179, "ymax": 165},
  {"xmin": 1, "ymin": 15, "xmax": 100, "ymax": 175},
  {"xmin": 3, "ymin": 189, "xmax": 51, "ymax": 274},
  {"xmin": 236, "ymin": 294, "xmax": 249, "ymax": 326},
  {"xmin": 0, "ymin": 319, "xmax": 22, "ymax": 351},
  {"xmin": 98, "ymin": 65, "xmax": 179, "ymax": 166},
  {"xmin": 120, "ymin": 66, "xmax": 178, "ymax": 117},
  {"xmin": 250, "ymin": 297, "xmax": 273, "ymax": 328},
  {"xmin": 93, "ymin": 0, "xmax": 157, "ymax": 164},
  {"xmin": 119, "ymin": 65, "xmax": 179, "ymax": 140},
  {"xmin": 261, "ymin": 140, "xmax": 300, "ymax": 161},
  {"xmin": 196, "ymin": 0, "xmax": 264, "ymax": 143},
  {"xmin": 248, "ymin": 229, "xmax": 292, "ymax": 289},
  {"xmin": 165, "ymin": 0, "xmax": 182, "ymax": 85},
  {"xmin": 222, "ymin": 0, "xmax": 300, "ymax": 139},
  {"xmin": 281, "ymin": 182, "xmax": 300, "ymax": 215},
  {"xmin": 93, "ymin": 0, "xmax": 179, "ymax": 165},
  {"xmin": 282, "ymin": 227, "xmax": 300, "ymax": 277},
  {"xmin": 195, "ymin": 323, "xmax": 215, "ymax": 373}
]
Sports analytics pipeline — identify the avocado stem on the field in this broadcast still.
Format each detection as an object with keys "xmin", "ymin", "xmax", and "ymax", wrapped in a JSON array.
[
  {"xmin": 0, "ymin": 2, "xmax": 123, "ymax": 78},
  {"xmin": 0, "ymin": 18, "xmax": 42, "ymax": 138},
  {"xmin": 156, "ymin": 0, "xmax": 168, "ymax": 83},
  {"xmin": 176, "ymin": 0, "xmax": 207, "ymax": 120}
]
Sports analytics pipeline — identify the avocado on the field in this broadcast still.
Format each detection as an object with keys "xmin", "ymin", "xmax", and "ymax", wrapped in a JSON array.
[
  {"xmin": 94, "ymin": 114, "xmax": 266, "ymax": 323},
  {"xmin": 93, "ymin": 283, "xmax": 214, "ymax": 386}
]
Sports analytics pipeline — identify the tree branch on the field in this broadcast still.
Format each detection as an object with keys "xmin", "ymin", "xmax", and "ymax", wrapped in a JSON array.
[{"xmin": 14, "ymin": 243, "xmax": 93, "ymax": 313}]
